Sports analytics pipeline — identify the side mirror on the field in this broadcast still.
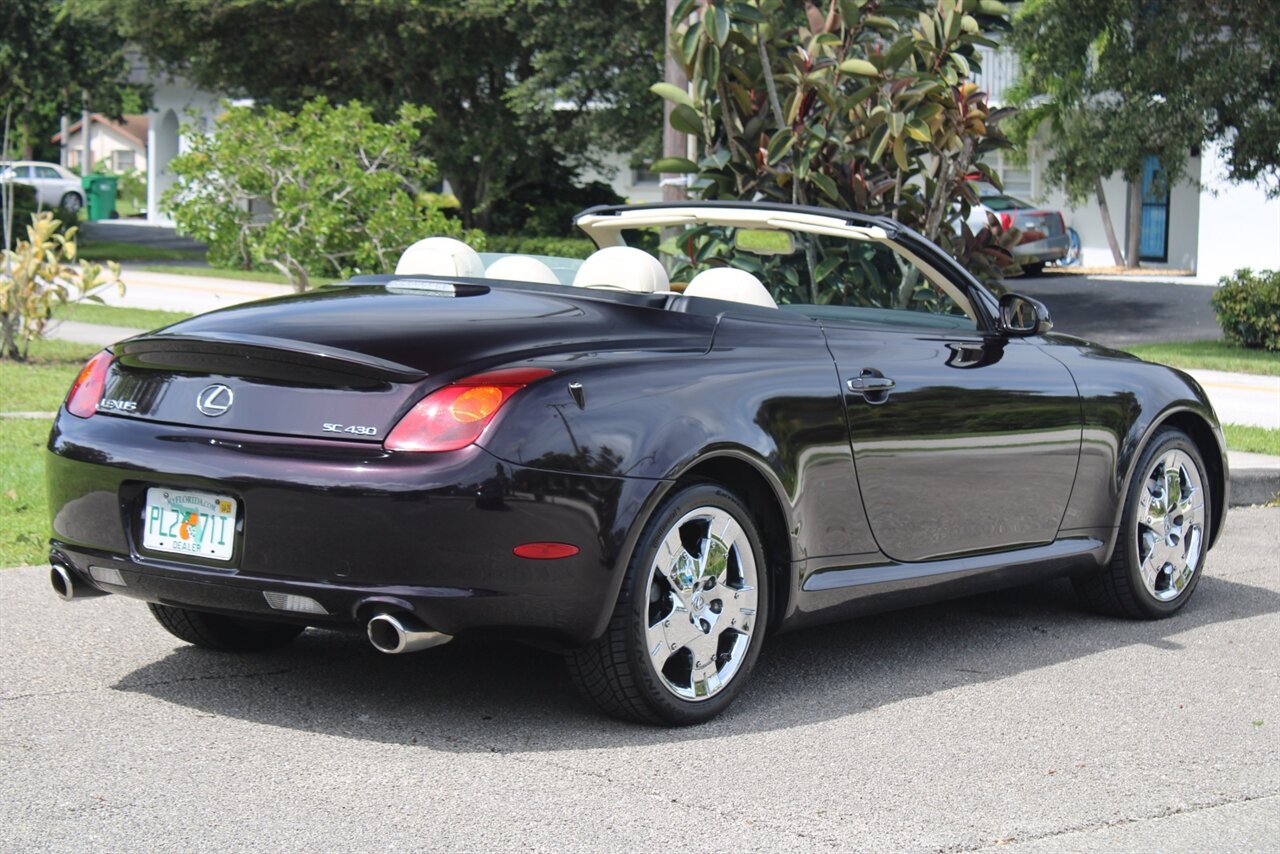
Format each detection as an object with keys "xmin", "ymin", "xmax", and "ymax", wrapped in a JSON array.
[{"xmin": 998, "ymin": 292, "xmax": 1053, "ymax": 337}]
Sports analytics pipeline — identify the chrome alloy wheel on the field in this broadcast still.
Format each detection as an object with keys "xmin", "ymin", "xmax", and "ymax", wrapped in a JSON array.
[
  {"xmin": 644, "ymin": 506, "xmax": 759, "ymax": 701},
  {"xmin": 1135, "ymin": 449, "xmax": 1205, "ymax": 602}
]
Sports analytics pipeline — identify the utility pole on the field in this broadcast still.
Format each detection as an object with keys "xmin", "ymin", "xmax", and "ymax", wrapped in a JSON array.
[
  {"xmin": 80, "ymin": 91, "xmax": 91, "ymax": 176},
  {"xmin": 661, "ymin": 0, "xmax": 689, "ymax": 202}
]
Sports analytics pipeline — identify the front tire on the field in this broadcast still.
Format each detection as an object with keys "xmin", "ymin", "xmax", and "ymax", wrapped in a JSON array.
[
  {"xmin": 148, "ymin": 603, "xmax": 305, "ymax": 652},
  {"xmin": 567, "ymin": 483, "xmax": 769, "ymax": 725},
  {"xmin": 59, "ymin": 192, "xmax": 83, "ymax": 213},
  {"xmin": 1074, "ymin": 428, "xmax": 1210, "ymax": 619}
]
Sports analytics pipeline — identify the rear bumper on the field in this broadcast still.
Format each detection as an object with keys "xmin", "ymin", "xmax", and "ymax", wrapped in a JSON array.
[
  {"xmin": 1014, "ymin": 234, "xmax": 1070, "ymax": 265},
  {"xmin": 47, "ymin": 411, "xmax": 662, "ymax": 643}
]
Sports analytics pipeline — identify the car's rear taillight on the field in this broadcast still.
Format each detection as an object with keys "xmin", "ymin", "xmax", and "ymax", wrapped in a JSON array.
[
  {"xmin": 998, "ymin": 212, "xmax": 1014, "ymax": 231},
  {"xmin": 384, "ymin": 367, "xmax": 554, "ymax": 453},
  {"xmin": 65, "ymin": 350, "xmax": 113, "ymax": 418}
]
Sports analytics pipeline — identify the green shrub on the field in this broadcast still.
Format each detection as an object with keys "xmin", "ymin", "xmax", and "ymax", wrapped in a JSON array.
[
  {"xmin": 2, "ymin": 184, "xmax": 76, "ymax": 249},
  {"xmin": 1212, "ymin": 269, "xmax": 1280, "ymax": 351},
  {"xmin": 484, "ymin": 235, "xmax": 596, "ymax": 259}
]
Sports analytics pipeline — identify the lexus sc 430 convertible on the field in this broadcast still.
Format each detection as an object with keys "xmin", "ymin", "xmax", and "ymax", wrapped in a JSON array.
[{"xmin": 46, "ymin": 201, "xmax": 1227, "ymax": 725}]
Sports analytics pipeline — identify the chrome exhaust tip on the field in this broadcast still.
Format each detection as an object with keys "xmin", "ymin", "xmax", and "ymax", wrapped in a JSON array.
[
  {"xmin": 367, "ymin": 612, "xmax": 452, "ymax": 655},
  {"xmin": 50, "ymin": 563, "xmax": 107, "ymax": 601}
]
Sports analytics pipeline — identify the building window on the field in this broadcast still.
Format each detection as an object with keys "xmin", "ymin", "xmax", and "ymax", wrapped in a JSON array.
[
  {"xmin": 631, "ymin": 167, "xmax": 659, "ymax": 185},
  {"xmin": 112, "ymin": 150, "xmax": 136, "ymax": 172},
  {"xmin": 1139, "ymin": 155, "xmax": 1170, "ymax": 262}
]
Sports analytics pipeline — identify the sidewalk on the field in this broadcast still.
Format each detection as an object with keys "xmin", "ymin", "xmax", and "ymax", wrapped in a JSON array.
[{"xmin": 98, "ymin": 267, "xmax": 294, "ymax": 314}]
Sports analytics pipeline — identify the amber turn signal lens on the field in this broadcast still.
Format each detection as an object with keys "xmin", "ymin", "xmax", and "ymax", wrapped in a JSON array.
[{"xmin": 449, "ymin": 386, "xmax": 505, "ymax": 423}]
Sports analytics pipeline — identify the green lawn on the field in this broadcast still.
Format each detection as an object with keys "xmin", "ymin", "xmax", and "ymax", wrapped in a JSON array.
[
  {"xmin": 0, "ymin": 418, "xmax": 54, "ymax": 567},
  {"xmin": 76, "ymin": 240, "xmax": 206, "ymax": 263},
  {"xmin": 1222, "ymin": 424, "xmax": 1280, "ymax": 457},
  {"xmin": 52, "ymin": 302, "xmax": 193, "ymax": 331},
  {"xmin": 138, "ymin": 264, "xmax": 338, "ymax": 287},
  {"xmin": 1123, "ymin": 340, "xmax": 1280, "ymax": 376},
  {"xmin": 0, "ymin": 340, "xmax": 99, "ymax": 412}
]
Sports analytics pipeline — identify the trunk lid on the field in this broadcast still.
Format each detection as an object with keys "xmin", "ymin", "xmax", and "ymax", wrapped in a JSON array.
[{"xmin": 96, "ymin": 282, "xmax": 711, "ymax": 442}]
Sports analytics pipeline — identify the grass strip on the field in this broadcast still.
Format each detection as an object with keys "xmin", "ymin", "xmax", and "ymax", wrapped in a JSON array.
[
  {"xmin": 0, "ymin": 418, "xmax": 54, "ymax": 567},
  {"xmin": 138, "ymin": 264, "xmax": 339, "ymax": 287},
  {"xmin": 0, "ymin": 341, "xmax": 100, "ymax": 412},
  {"xmin": 51, "ymin": 302, "xmax": 193, "ymax": 331},
  {"xmin": 77, "ymin": 240, "xmax": 206, "ymax": 263},
  {"xmin": 1123, "ymin": 340, "xmax": 1280, "ymax": 376},
  {"xmin": 1222, "ymin": 424, "xmax": 1280, "ymax": 457}
]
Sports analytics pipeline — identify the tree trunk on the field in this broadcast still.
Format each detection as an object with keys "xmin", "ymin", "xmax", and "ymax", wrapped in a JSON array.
[
  {"xmin": 1094, "ymin": 176, "xmax": 1124, "ymax": 266},
  {"xmin": 661, "ymin": 0, "xmax": 689, "ymax": 203},
  {"xmin": 1124, "ymin": 179, "xmax": 1143, "ymax": 268}
]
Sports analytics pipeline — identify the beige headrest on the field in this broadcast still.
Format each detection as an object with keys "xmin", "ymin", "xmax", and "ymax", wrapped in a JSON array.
[
  {"xmin": 395, "ymin": 237, "xmax": 485, "ymax": 278},
  {"xmin": 572, "ymin": 247, "xmax": 669, "ymax": 293},
  {"xmin": 685, "ymin": 267, "xmax": 777, "ymax": 308},
  {"xmin": 485, "ymin": 255, "xmax": 560, "ymax": 285}
]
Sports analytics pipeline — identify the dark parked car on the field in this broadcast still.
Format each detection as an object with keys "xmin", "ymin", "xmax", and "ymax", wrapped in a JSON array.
[{"xmin": 46, "ymin": 201, "xmax": 1227, "ymax": 725}]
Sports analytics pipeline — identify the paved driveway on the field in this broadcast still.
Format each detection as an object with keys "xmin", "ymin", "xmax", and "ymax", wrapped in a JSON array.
[
  {"xmin": 1013, "ymin": 276, "xmax": 1220, "ymax": 347},
  {"xmin": 3, "ymin": 508, "xmax": 1277, "ymax": 852}
]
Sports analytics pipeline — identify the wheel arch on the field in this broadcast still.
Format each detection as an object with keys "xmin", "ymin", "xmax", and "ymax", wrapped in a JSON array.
[
  {"xmin": 670, "ymin": 451, "xmax": 796, "ymax": 634},
  {"xmin": 1115, "ymin": 407, "xmax": 1228, "ymax": 552}
]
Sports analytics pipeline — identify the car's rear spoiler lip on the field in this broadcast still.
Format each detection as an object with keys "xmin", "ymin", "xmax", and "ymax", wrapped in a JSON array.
[{"xmin": 114, "ymin": 332, "xmax": 428, "ymax": 383}]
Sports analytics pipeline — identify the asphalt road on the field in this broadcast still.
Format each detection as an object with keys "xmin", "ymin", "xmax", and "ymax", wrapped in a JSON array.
[
  {"xmin": 2, "ymin": 508, "xmax": 1277, "ymax": 852},
  {"xmin": 1014, "ymin": 275, "xmax": 1220, "ymax": 347}
]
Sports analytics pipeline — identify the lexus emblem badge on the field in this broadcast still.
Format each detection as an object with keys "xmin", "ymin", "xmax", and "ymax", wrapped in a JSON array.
[{"xmin": 195, "ymin": 384, "xmax": 234, "ymax": 417}]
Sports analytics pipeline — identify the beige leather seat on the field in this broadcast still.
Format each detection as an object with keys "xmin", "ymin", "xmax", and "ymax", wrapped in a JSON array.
[
  {"xmin": 395, "ymin": 237, "xmax": 485, "ymax": 278},
  {"xmin": 572, "ymin": 247, "xmax": 669, "ymax": 293},
  {"xmin": 684, "ymin": 267, "xmax": 777, "ymax": 308},
  {"xmin": 485, "ymin": 255, "xmax": 560, "ymax": 284}
]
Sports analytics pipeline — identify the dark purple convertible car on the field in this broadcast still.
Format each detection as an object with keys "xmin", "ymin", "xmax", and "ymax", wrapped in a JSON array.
[{"xmin": 46, "ymin": 202, "xmax": 1226, "ymax": 725}]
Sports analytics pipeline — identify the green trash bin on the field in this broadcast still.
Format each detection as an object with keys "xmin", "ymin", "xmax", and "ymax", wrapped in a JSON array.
[{"xmin": 81, "ymin": 174, "xmax": 119, "ymax": 221}]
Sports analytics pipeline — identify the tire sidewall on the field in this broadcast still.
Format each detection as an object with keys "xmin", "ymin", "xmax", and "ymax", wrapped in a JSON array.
[
  {"xmin": 1120, "ymin": 429, "xmax": 1210, "ymax": 617},
  {"xmin": 623, "ymin": 483, "xmax": 769, "ymax": 725}
]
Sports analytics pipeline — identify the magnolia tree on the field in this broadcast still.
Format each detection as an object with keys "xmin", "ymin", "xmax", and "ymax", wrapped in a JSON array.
[
  {"xmin": 652, "ymin": 0, "xmax": 1019, "ymax": 284},
  {"xmin": 165, "ymin": 98, "xmax": 480, "ymax": 290}
]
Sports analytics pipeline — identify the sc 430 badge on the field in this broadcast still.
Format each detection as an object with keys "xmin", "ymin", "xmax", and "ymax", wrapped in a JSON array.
[{"xmin": 322, "ymin": 423, "xmax": 378, "ymax": 436}]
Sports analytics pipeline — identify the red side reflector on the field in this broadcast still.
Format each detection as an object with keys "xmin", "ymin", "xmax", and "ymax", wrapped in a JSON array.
[
  {"xmin": 65, "ymin": 350, "xmax": 113, "ymax": 418},
  {"xmin": 513, "ymin": 542, "xmax": 580, "ymax": 560}
]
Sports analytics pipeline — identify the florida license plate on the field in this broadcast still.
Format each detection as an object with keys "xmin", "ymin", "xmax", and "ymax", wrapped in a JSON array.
[{"xmin": 142, "ymin": 487, "xmax": 237, "ymax": 561}]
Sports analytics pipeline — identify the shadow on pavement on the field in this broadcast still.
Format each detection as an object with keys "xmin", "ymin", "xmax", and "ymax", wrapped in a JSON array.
[{"xmin": 113, "ymin": 574, "xmax": 1279, "ymax": 750}]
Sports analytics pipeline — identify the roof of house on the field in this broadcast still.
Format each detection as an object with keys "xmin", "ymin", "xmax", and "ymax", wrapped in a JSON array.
[{"xmin": 51, "ymin": 114, "xmax": 149, "ymax": 147}]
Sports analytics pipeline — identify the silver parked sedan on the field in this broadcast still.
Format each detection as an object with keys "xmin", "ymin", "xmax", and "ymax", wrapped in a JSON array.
[
  {"xmin": 0, "ymin": 160, "xmax": 85, "ymax": 212},
  {"xmin": 966, "ymin": 186, "xmax": 1071, "ymax": 275}
]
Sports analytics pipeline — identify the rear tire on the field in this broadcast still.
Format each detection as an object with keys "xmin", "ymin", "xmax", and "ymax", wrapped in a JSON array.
[
  {"xmin": 148, "ymin": 603, "xmax": 305, "ymax": 652},
  {"xmin": 1074, "ymin": 428, "xmax": 1210, "ymax": 619},
  {"xmin": 1023, "ymin": 261, "xmax": 1046, "ymax": 277},
  {"xmin": 59, "ymin": 192, "xmax": 83, "ymax": 213},
  {"xmin": 567, "ymin": 483, "xmax": 769, "ymax": 726}
]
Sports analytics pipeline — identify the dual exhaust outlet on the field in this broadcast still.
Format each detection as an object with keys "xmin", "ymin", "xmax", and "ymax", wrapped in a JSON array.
[{"xmin": 51, "ymin": 562, "xmax": 450, "ymax": 655}]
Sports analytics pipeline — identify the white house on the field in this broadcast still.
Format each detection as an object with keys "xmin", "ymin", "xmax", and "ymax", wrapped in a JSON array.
[
  {"xmin": 52, "ymin": 114, "xmax": 148, "ymax": 174},
  {"xmin": 971, "ymin": 46, "xmax": 1280, "ymax": 279}
]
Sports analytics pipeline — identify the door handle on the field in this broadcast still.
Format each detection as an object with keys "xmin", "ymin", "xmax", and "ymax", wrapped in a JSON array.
[{"xmin": 847, "ymin": 370, "xmax": 895, "ymax": 403}]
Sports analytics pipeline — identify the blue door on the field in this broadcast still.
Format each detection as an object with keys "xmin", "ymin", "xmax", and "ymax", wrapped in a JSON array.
[{"xmin": 1139, "ymin": 155, "xmax": 1169, "ymax": 261}]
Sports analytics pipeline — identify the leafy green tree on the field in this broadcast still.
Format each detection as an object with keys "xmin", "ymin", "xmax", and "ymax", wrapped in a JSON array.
[
  {"xmin": 1009, "ymin": 0, "xmax": 1280, "ymax": 266},
  {"xmin": 165, "ymin": 98, "xmax": 478, "ymax": 290},
  {"xmin": 0, "ymin": 0, "xmax": 146, "ymax": 161},
  {"xmin": 650, "ymin": 0, "xmax": 1021, "ymax": 284},
  {"xmin": 76, "ymin": 0, "xmax": 663, "ymax": 231}
]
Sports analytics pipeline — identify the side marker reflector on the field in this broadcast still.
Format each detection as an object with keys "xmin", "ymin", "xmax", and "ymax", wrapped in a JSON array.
[{"xmin": 513, "ymin": 542, "xmax": 580, "ymax": 560}]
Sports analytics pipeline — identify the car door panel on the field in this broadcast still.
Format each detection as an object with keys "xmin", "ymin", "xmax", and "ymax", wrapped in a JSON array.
[{"xmin": 824, "ymin": 325, "xmax": 1082, "ymax": 563}]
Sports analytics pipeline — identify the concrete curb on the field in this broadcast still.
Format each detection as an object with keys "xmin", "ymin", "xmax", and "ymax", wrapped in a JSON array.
[{"xmin": 1231, "ymin": 468, "xmax": 1280, "ymax": 507}]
